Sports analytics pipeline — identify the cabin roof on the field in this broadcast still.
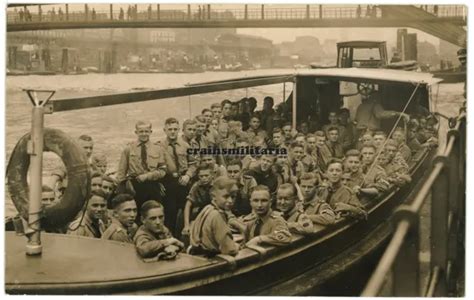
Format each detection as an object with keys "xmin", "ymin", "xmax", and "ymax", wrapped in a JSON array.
[
  {"xmin": 337, "ymin": 40, "xmax": 386, "ymax": 47},
  {"xmin": 191, "ymin": 68, "xmax": 442, "ymax": 87},
  {"xmin": 294, "ymin": 68, "xmax": 442, "ymax": 85}
]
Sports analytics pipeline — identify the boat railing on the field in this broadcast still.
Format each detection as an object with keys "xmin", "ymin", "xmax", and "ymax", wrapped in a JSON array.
[{"xmin": 362, "ymin": 107, "xmax": 466, "ymax": 297}]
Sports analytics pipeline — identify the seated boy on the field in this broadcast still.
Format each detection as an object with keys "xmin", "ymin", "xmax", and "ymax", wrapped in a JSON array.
[{"xmin": 134, "ymin": 200, "xmax": 184, "ymax": 259}]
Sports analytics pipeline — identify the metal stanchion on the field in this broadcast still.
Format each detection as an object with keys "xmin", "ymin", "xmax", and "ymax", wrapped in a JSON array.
[
  {"xmin": 392, "ymin": 207, "xmax": 420, "ymax": 296},
  {"xmin": 23, "ymin": 89, "xmax": 55, "ymax": 256},
  {"xmin": 430, "ymin": 157, "xmax": 449, "ymax": 296}
]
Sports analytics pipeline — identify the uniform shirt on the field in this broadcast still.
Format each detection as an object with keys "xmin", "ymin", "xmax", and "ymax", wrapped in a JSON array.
[
  {"xmin": 102, "ymin": 217, "xmax": 137, "ymax": 243},
  {"xmin": 325, "ymin": 141, "xmax": 344, "ymax": 159},
  {"xmin": 67, "ymin": 213, "xmax": 106, "ymax": 238},
  {"xmin": 398, "ymin": 143, "xmax": 412, "ymax": 164},
  {"xmin": 322, "ymin": 183, "xmax": 366, "ymax": 217},
  {"xmin": 241, "ymin": 210, "xmax": 292, "ymax": 246},
  {"xmin": 187, "ymin": 182, "xmax": 212, "ymax": 218},
  {"xmin": 159, "ymin": 137, "xmax": 197, "ymax": 178},
  {"xmin": 133, "ymin": 224, "xmax": 173, "ymax": 258},
  {"xmin": 383, "ymin": 157, "xmax": 411, "ymax": 187},
  {"xmin": 279, "ymin": 206, "xmax": 314, "ymax": 235},
  {"xmin": 315, "ymin": 144, "xmax": 334, "ymax": 172},
  {"xmin": 189, "ymin": 201, "xmax": 239, "ymax": 256},
  {"xmin": 301, "ymin": 153, "xmax": 318, "ymax": 174},
  {"xmin": 341, "ymin": 122, "xmax": 356, "ymax": 150},
  {"xmin": 232, "ymin": 175, "xmax": 258, "ymax": 217},
  {"xmin": 246, "ymin": 128, "xmax": 268, "ymax": 140},
  {"xmin": 116, "ymin": 140, "xmax": 167, "ymax": 182},
  {"xmin": 322, "ymin": 124, "xmax": 348, "ymax": 148},
  {"xmin": 304, "ymin": 199, "xmax": 336, "ymax": 225},
  {"xmin": 362, "ymin": 164, "xmax": 391, "ymax": 193},
  {"xmin": 246, "ymin": 168, "xmax": 279, "ymax": 196},
  {"xmin": 355, "ymin": 100, "xmax": 398, "ymax": 131}
]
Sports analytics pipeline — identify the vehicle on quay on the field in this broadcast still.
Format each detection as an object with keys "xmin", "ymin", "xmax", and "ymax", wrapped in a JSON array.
[
  {"xmin": 311, "ymin": 40, "xmax": 418, "ymax": 71},
  {"xmin": 6, "ymin": 68, "xmax": 453, "ymax": 295}
]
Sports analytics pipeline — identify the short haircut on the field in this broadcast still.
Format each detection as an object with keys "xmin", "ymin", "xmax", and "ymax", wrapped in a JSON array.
[
  {"xmin": 101, "ymin": 175, "xmax": 116, "ymax": 185},
  {"xmin": 361, "ymin": 143, "xmax": 377, "ymax": 152},
  {"xmin": 140, "ymin": 200, "xmax": 164, "ymax": 218},
  {"xmin": 314, "ymin": 131, "xmax": 326, "ymax": 138},
  {"xmin": 91, "ymin": 171, "xmax": 103, "ymax": 180},
  {"xmin": 226, "ymin": 159, "xmax": 242, "ymax": 169},
  {"xmin": 92, "ymin": 154, "xmax": 107, "ymax": 165},
  {"xmin": 197, "ymin": 163, "xmax": 213, "ymax": 174},
  {"xmin": 231, "ymin": 102, "xmax": 239, "ymax": 107},
  {"xmin": 164, "ymin": 117, "xmax": 179, "ymax": 126},
  {"xmin": 221, "ymin": 99, "xmax": 232, "ymax": 107},
  {"xmin": 260, "ymin": 154, "xmax": 276, "ymax": 161},
  {"xmin": 251, "ymin": 185, "xmax": 271, "ymax": 197},
  {"xmin": 273, "ymin": 128, "xmax": 282, "ymax": 134},
  {"xmin": 306, "ymin": 133, "xmax": 316, "ymax": 140},
  {"xmin": 182, "ymin": 119, "xmax": 196, "ymax": 129},
  {"xmin": 385, "ymin": 139, "xmax": 398, "ymax": 148},
  {"xmin": 282, "ymin": 122, "xmax": 292, "ymax": 129},
  {"xmin": 194, "ymin": 115, "xmax": 206, "ymax": 124},
  {"xmin": 290, "ymin": 141, "xmax": 304, "ymax": 149},
  {"xmin": 277, "ymin": 183, "xmax": 296, "ymax": 195},
  {"xmin": 211, "ymin": 102, "xmax": 222, "ymax": 109},
  {"xmin": 393, "ymin": 127, "xmax": 405, "ymax": 134},
  {"xmin": 211, "ymin": 176, "xmax": 237, "ymax": 192},
  {"xmin": 42, "ymin": 185, "xmax": 54, "ymax": 192},
  {"xmin": 339, "ymin": 108, "xmax": 350, "ymax": 115},
  {"xmin": 295, "ymin": 133, "xmax": 306, "ymax": 139},
  {"xmin": 79, "ymin": 134, "xmax": 93, "ymax": 142},
  {"xmin": 345, "ymin": 149, "xmax": 361, "ymax": 158},
  {"xmin": 264, "ymin": 96, "xmax": 274, "ymax": 104},
  {"xmin": 374, "ymin": 131, "xmax": 387, "ymax": 138},
  {"xmin": 90, "ymin": 189, "xmax": 107, "ymax": 199},
  {"xmin": 201, "ymin": 108, "xmax": 212, "ymax": 114},
  {"xmin": 235, "ymin": 137, "xmax": 249, "ymax": 144},
  {"xmin": 327, "ymin": 126, "xmax": 339, "ymax": 133},
  {"xmin": 299, "ymin": 172, "xmax": 317, "ymax": 185},
  {"xmin": 135, "ymin": 121, "xmax": 151, "ymax": 129},
  {"xmin": 111, "ymin": 193, "xmax": 135, "ymax": 210},
  {"xmin": 326, "ymin": 158, "xmax": 343, "ymax": 169},
  {"xmin": 247, "ymin": 97, "xmax": 257, "ymax": 107},
  {"xmin": 250, "ymin": 113, "xmax": 260, "ymax": 121}
]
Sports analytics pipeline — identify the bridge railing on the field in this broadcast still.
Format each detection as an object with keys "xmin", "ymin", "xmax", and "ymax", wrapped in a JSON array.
[
  {"xmin": 6, "ymin": 4, "xmax": 466, "ymax": 24},
  {"xmin": 362, "ymin": 107, "xmax": 466, "ymax": 297}
]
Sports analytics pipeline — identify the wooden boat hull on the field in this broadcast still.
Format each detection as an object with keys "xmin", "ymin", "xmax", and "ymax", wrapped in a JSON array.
[{"xmin": 5, "ymin": 147, "xmax": 434, "ymax": 295}]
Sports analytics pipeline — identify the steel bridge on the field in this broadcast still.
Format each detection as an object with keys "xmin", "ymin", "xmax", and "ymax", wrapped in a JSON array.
[{"xmin": 7, "ymin": 4, "xmax": 467, "ymax": 47}]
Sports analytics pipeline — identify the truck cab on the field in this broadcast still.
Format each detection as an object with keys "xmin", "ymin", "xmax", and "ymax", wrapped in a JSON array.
[{"xmin": 337, "ymin": 40, "xmax": 388, "ymax": 68}]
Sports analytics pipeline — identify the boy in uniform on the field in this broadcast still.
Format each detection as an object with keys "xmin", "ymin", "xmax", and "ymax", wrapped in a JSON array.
[
  {"xmin": 242, "ymin": 185, "xmax": 292, "ymax": 247},
  {"xmin": 68, "ymin": 190, "xmax": 108, "ymax": 238},
  {"xmin": 134, "ymin": 200, "xmax": 184, "ymax": 259},
  {"xmin": 189, "ymin": 176, "xmax": 240, "ymax": 257},
  {"xmin": 299, "ymin": 173, "xmax": 335, "ymax": 225},
  {"xmin": 116, "ymin": 121, "xmax": 167, "ymax": 219},
  {"xmin": 276, "ymin": 183, "xmax": 314, "ymax": 235},
  {"xmin": 102, "ymin": 194, "xmax": 138, "ymax": 243}
]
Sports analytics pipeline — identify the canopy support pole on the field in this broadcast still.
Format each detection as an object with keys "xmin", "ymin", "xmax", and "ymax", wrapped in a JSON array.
[
  {"xmin": 292, "ymin": 77, "xmax": 297, "ymax": 130},
  {"xmin": 24, "ymin": 89, "xmax": 55, "ymax": 256}
]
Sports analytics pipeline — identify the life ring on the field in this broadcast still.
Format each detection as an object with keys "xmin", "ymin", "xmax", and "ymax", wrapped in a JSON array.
[{"xmin": 6, "ymin": 128, "xmax": 90, "ymax": 230}]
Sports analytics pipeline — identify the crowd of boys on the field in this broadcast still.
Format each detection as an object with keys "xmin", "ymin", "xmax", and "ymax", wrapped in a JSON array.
[{"xmin": 39, "ymin": 95, "xmax": 439, "ymax": 259}]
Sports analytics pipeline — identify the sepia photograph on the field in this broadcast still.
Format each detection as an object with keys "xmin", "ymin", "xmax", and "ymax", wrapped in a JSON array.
[{"xmin": 3, "ymin": 1, "xmax": 467, "ymax": 296}]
